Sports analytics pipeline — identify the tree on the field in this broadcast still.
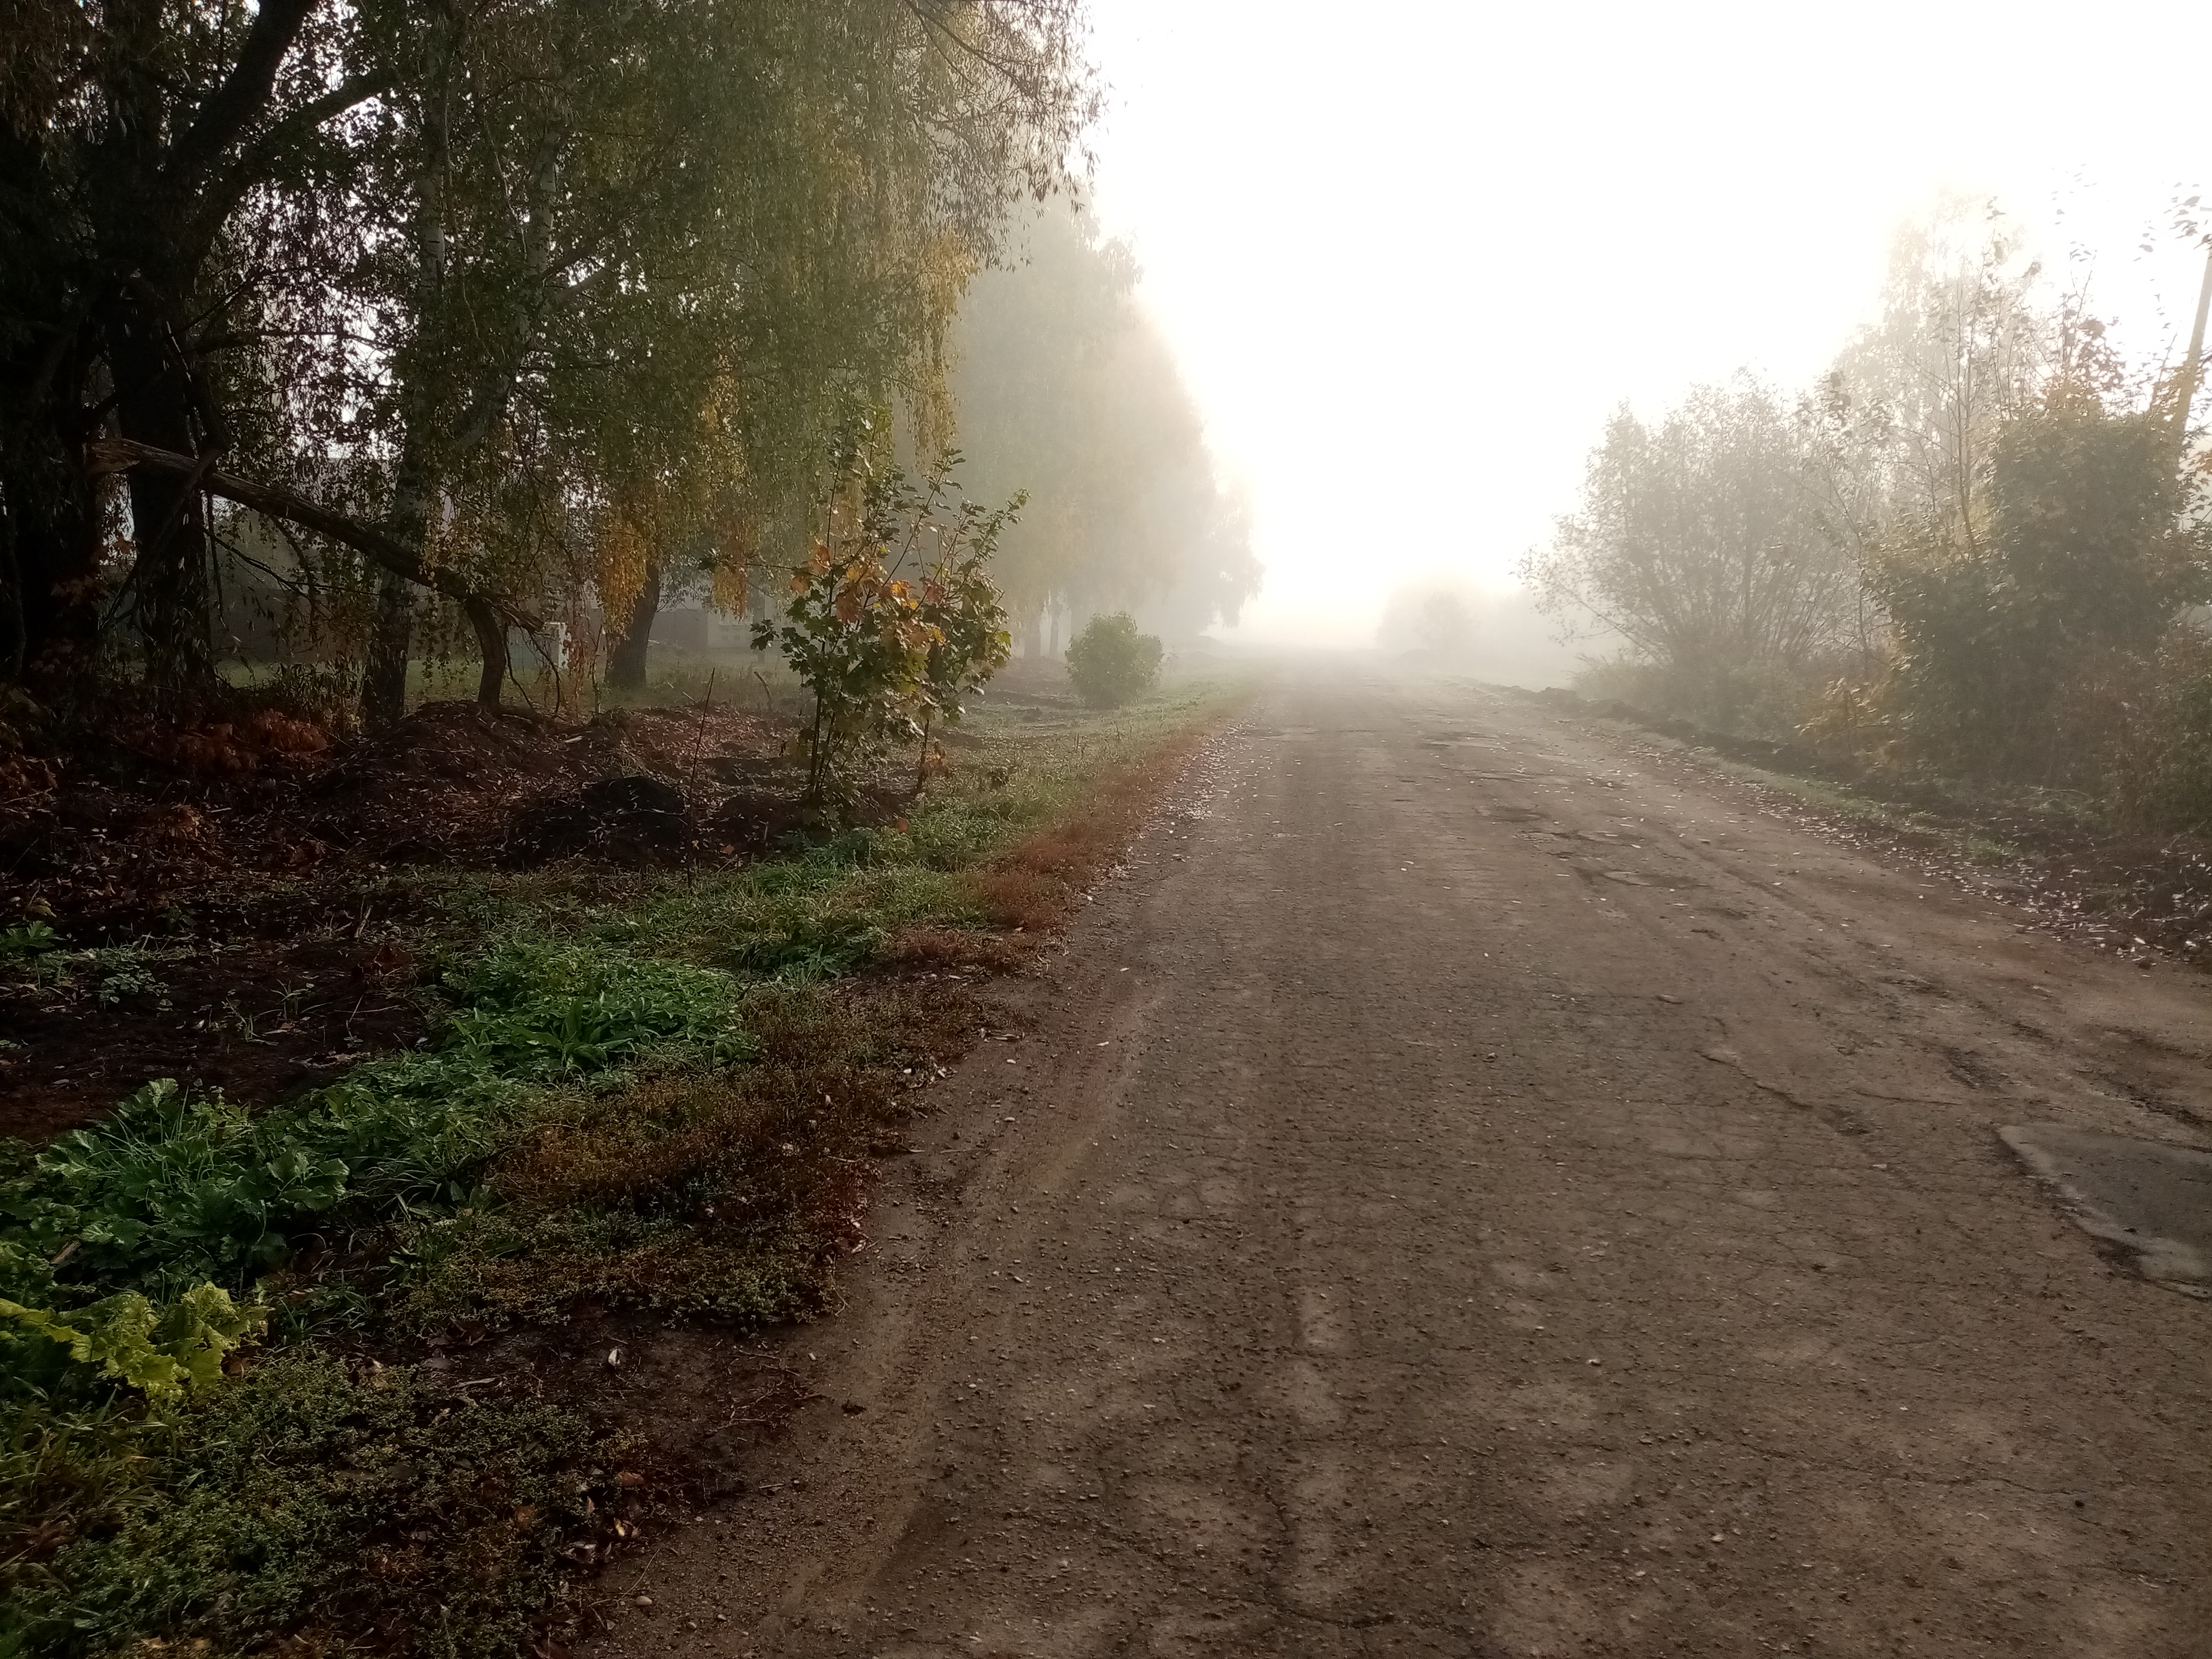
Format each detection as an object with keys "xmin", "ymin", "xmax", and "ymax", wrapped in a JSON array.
[
  {"xmin": 1523, "ymin": 376, "xmax": 1857, "ymax": 726},
  {"xmin": 1826, "ymin": 199, "xmax": 2051, "ymax": 551},
  {"xmin": 949, "ymin": 202, "xmax": 1258, "ymax": 645},
  {"xmin": 2, "ymin": 1, "xmax": 393, "ymax": 702},
  {"xmin": 338, "ymin": 0, "xmax": 1097, "ymax": 720},
  {"xmin": 1869, "ymin": 364, "xmax": 2208, "ymax": 778},
  {"xmin": 1414, "ymin": 591, "xmax": 1474, "ymax": 657},
  {"xmin": 754, "ymin": 454, "xmax": 1016, "ymax": 809},
  {"xmin": 1, "ymin": 2, "xmax": 1101, "ymax": 723}
]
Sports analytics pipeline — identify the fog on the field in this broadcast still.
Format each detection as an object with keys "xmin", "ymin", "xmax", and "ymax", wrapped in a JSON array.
[{"xmin": 1084, "ymin": 0, "xmax": 2212, "ymax": 649}]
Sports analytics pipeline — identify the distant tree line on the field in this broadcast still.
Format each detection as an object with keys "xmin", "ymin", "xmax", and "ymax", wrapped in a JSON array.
[
  {"xmin": 948, "ymin": 201, "xmax": 1260, "ymax": 653},
  {"xmin": 0, "ymin": 1, "xmax": 1101, "ymax": 724},
  {"xmin": 1524, "ymin": 199, "xmax": 2212, "ymax": 827}
]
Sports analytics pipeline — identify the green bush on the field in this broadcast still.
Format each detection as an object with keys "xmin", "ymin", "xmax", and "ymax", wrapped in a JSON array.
[
  {"xmin": 1065, "ymin": 613, "xmax": 1164, "ymax": 708},
  {"xmin": 1867, "ymin": 386, "xmax": 2205, "ymax": 782},
  {"xmin": 2114, "ymin": 623, "xmax": 2212, "ymax": 832}
]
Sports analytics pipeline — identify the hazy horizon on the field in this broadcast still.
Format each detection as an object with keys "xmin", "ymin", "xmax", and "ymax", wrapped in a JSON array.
[{"xmin": 1080, "ymin": 0, "xmax": 2212, "ymax": 648}]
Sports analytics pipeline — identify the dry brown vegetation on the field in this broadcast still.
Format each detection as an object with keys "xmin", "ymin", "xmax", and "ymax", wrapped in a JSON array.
[{"xmin": 960, "ymin": 713, "xmax": 1220, "ymax": 933}]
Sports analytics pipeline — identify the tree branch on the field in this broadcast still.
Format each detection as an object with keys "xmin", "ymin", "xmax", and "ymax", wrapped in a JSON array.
[
  {"xmin": 85, "ymin": 438, "xmax": 542, "ymax": 630},
  {"xmin": 165, "ymin": 0, "xmax": 320, "ymax": 190},
  {"xmin": 187, "ymin": 66, "xmax": 400, "ymax": 262}
]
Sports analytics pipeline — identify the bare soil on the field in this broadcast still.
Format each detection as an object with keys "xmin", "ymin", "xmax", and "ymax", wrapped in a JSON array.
[
  {"xmin": 581, "ymin": 664, "xmax": 2211, "ymax": 1658},
  {"xmin": 0, "ymin": 700, "xmax": 792, "ymax": 1139}
]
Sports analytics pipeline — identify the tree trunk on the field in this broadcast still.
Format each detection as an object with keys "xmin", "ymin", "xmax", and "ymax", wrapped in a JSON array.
[
  {"xmin": 361, "ymin": 18, "xmax": 452, "ymax": 732},
  {"xmin": 108, "ymin": 301, "xmax": 215, "ymax": 699},
  {"xmin": 1, "ymin": 429, "xmax": 105, "ymax": 697},
  {"xmin": 361, "ymin": 567, "xmax": 414, "ymax": 725},
  {"xmin": 464, "ymin": 596, "xmax": 507, "ymax": 708},
  {"xmin": 607, "ymin": 559, "xmax": 660, "ymax": 690}
]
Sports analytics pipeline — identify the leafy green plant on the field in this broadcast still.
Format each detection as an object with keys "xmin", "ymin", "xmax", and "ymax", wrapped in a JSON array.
[
  {"xmin": 439, "ymin": 940, "xmax": 751, "ymax": 1074},
  {"xmin": 756, "ymin": 452, "xmax": 1018, "ymax": 808},
  {"xmin": 82, "ymin": 943, "xmax": 170, "ymax": 1008},
  {"xmin": 1066, "ymin": 611, "xmax": 1164, "ymax": 708},
  {"xmin": 0, "ymin": 944, "xmax": 749, "ymax": 1301},
  {"xmin": 3, "ymin": 1352, "xmax": 637, "ymax": 1659},
  {"xmin": 730, "ymin": 909, "xmax": 890, "ymax": 980},
  {"xmin": 0, "ymin": 1280, "xmax": 265, "ymax": 1400},
  {"xmin": 0, "ymin": 923, "xmax": 59, "ymax": 959},
  {"xmin": 10, "ymin": 938, "xmax": 177, "ymax": 1006}
]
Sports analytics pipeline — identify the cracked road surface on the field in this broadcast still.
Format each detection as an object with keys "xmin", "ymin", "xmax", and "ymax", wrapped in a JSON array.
[{"xmin": 597, "ymin": 667, "xmax": 2212, "ymax": 1658}]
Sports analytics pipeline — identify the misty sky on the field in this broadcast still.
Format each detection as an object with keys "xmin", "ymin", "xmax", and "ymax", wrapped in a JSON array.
[{"xmin": 1082, "ymin": 0, "xmax": 2212, "ymax": 646}]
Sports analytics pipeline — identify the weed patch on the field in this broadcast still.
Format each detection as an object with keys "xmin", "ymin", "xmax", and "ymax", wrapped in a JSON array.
[{"xmin": 5, "ymin": 1352, "xmax": 640, "ymax": 1659}]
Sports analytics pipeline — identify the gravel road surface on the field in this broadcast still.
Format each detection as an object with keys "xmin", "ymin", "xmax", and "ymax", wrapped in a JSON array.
[{"xmin": 593, "ymin": 667, "xmax": 2212, "ymax": 1658}]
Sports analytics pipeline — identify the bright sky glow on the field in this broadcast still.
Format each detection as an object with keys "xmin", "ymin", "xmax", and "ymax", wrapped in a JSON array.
[{"xmin": 1084, "ymin": 0, "xmax": 2212, "ymax": 646}]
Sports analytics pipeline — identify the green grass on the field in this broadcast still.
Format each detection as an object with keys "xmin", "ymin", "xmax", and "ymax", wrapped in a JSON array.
[
  {"xmin": 420, "ymin": 674, "xmax": 1230, "ymax": 973},
  {"xmin": 0, "ymin": 669, "xmax": 1243, "ymax": 1658}
]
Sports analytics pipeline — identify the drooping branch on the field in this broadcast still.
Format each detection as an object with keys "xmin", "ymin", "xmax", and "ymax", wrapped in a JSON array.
[{"xmin": 85, "ymin": 437, "xmax": 543, "ymax": 630}]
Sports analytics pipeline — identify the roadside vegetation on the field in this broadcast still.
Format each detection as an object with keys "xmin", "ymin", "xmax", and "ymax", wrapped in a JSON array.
[
  {"xmin": 0, "ymin": 661, "xmax": 1239, "ymax": 1657},
  {"xmin": 1524, "ymin": 198, "xmax": 2212, "ymax": 834},
  {"xmin": 1066, "ymin": 613, "xmax": 1166, "ymax": 708},
  {"xmin": 1521, "ymin": 199, "xmax": 2212, "ymax": 959},
  {"xmin": 0, "ymin": 14, "xmax": 1272, "ymax": 1646}
]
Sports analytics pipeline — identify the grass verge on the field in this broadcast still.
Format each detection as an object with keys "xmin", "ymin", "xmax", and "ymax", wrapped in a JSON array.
[
  {"xmin": 1531, "ymin": 684, "xmax": 2212, "ymax": 961},
  {"xmin": 0, "ymin": 669, "xmax": 1244, "ymax": 1658}
]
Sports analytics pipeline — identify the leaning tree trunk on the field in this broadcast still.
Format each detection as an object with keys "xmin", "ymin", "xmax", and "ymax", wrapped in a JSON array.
[
  {"xmin": 464, "ymin": 597, "xmax": 507, "ymax": 708},
  {"xmin": 606, "ymin": 559, "xmax": 660, "ymax": 690}
]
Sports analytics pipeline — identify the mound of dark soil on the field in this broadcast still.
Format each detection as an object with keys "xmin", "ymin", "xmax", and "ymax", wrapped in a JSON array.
[
  {"xmin": 506, "ymin": 775, "xmax": 690, "ymax": 867},
  {"xmin": 705, "ymin": 787, "xmax": 818, "ymax": 856}
]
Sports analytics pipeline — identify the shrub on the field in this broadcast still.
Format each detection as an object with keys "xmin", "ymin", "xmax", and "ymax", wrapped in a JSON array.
[
  {"xmin": 1867, "ymin": 384, "xmax": 2205, "ymax": 782},
  {"xmin": 753, "ymin": 456, "xmax": 1015, "ymax": 808},
  {"xmin": 1574, "ymin": 652, "xmax": 1830, "ymax": 742},
  {"xmin": 1065, "ymin": 613, "xmax": 1163, "ymax": 708},
  {"xmin": 2113, "ymin": 622, "xmax": 2212, "ymax": 832}
]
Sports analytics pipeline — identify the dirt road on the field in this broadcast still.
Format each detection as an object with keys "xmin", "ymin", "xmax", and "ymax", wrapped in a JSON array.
[{"xmin": 594, "ymin": 666, "xmax": 2212, "ymax": 1658}]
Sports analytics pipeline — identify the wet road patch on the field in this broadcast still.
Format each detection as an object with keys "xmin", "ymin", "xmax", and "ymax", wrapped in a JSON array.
[{"xmin": 1999, "ymin": 1124, "xmax": 2212, "ymax": 1295}]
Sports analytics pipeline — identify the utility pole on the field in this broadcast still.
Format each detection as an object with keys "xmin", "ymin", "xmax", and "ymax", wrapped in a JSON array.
[{"xmin": 2177, "ymin": 238, "xmax": 2212, "ymax": 460}]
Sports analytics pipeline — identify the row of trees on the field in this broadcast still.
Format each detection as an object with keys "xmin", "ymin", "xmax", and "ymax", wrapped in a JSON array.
[
  {"xmin": 949, "ymin": 200, "xmax": 1260, "ymax": 650},
  {"xmin": 1526, "ymin": 200, "xmax": 2212, "ymax": 819},
  {"xmin": 1, "ymin": 1, "xmax": 1100, "ymax": 723}
]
